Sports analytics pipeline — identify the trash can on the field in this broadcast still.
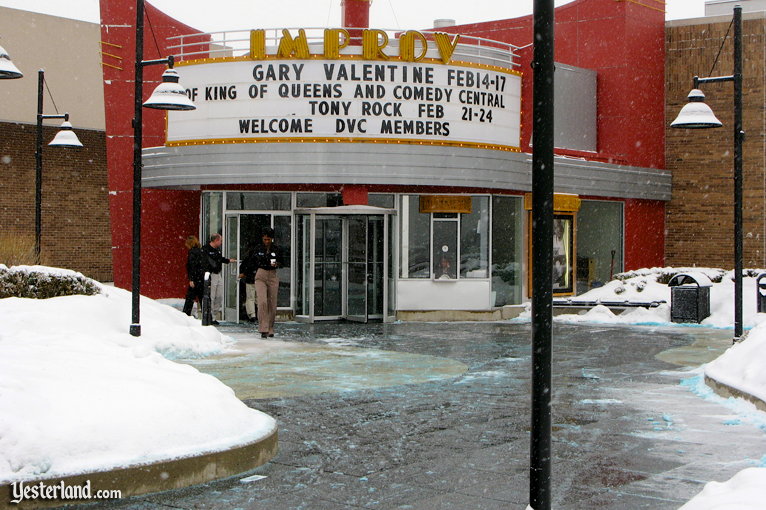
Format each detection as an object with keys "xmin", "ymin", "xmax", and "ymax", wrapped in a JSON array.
[
  {"xmin": 668, "ymin": 272, "xmax": 712, "ymax": 323},
  {"xmin": 757, "ymin": 272, "xmax": 766, "ymax": 313}
]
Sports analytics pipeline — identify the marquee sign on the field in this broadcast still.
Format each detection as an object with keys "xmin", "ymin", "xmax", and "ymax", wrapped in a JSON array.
[{"xmin": 167, "ymin": 30, "xmax": 521, "ymax": 151}]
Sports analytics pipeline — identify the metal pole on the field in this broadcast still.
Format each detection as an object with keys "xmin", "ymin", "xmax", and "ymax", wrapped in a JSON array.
[
  {"xmin": 35, "ymin": 69, "xmax": 44, "ymax": 264},
  {"xmin": 130, "ymin": 0, "xmax": 145, "ymax": 337},
  {"xmin": 733, "ymin": 5, "xmax": 743, "ymax": 341},
  {"xmin": 530, "ymin": 0, "xmax": 554, "ymax": 508}
]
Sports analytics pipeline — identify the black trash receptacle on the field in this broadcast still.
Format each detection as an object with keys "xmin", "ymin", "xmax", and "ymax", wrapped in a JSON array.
[
  {"xmin": 668, "ymin": 272, "xmax": 712, "ymax": 323},
  {"xmin": 757, "ymin": 273, "xmax": 766, "ymax": 313}
]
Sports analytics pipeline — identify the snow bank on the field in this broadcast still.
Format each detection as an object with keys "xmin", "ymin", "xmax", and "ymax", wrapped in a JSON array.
[
  {"xmin": 0, "ymin": 267, "xmax": 275, "ymax": 484},
  {"xmin": 678, "ymin": 467, "xmax": 766, "ymax": 510},
  {"xmin": 705, "ymin": 322, "xmax": 766, "ymax": 409}
]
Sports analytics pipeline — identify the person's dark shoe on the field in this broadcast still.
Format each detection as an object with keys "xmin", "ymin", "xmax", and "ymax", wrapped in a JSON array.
[
  {"xmin": 261, "ymin": 332, "xmax": 268, "ymax": 339},
  {"xmin": 269, "ymin": 334, "xmax": 275, "ymax": 337},
  {"xmin": 211, "ymin": 320, "xmax": 220, "ymax": 326},
  {"xmin": 248, "ymin": 316, "xmax": 256, "ymax": 323}
]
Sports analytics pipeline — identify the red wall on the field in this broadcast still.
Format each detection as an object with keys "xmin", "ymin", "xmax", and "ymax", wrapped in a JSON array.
[
  {"xmin": 624, "ymin": 199, "xmax": 665, "ymax": 270},
  {"xmin": 443, "ymin": 0, "xmax": 666, "ymax": 269},
  {"xmin": 440, "ymin": 0, "xmax": 665, "ymax": 169},
  {"xmin": 99, "ymin": 0, "xmax": 205, "ymax": 297}
]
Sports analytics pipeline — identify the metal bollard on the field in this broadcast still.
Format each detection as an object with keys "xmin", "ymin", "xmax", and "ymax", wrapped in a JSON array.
[
  {"xmin": 201, "ymin": 271, "xmax": 212, "ymax": 326},
  {"xmin": 757, "ymin": 273, "xmax": 766, "ymax": 313}
]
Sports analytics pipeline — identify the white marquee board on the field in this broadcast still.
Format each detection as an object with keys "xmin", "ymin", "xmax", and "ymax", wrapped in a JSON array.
[{"xmin": 168, "ymin": 59, "xmax": 521, "ymax": 150}]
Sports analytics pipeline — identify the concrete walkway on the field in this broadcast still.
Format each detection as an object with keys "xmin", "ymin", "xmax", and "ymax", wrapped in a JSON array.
[{"xmin": 72, "ymin": 322, "xmax": 765, "ymax": 509}]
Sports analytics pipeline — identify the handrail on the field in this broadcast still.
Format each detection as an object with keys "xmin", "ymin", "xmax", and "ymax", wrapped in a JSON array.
[{"xmin": 165, "ymin": 27, "xmax": 521, "ymax": 69}]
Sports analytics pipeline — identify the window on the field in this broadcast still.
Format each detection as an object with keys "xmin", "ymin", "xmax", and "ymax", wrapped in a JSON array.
[
  {"xmin": 296, "ymin": 193, "xmax": 342, "ymax": 208},
  {"xmin": 491, "ymin": 196, "xmax": 523, "ymax": 305},
  {"xmin": 576, "ymin": 200, "xmax": 623, "ymax": 294},
  {"xmin": 460, "ymin": 197, "xmax": 489, "ymax": 278},
  {"xmin": 202, "ymin": 192, "xmax": 223, "ymax": 242},
  {"xmin": 225, "ymin": 192, "xmax": 291, "ymax": 211},
  {"xmin": 369, "ymin": 194, "xmax": 395, "ymax": 208},
  {"xmin": 401, "ymin": 196, "xmax": 430, "ymax": 278},
  {"xmin": 400, "ymin": 195, "xmax": 490, "ymax": 280}
]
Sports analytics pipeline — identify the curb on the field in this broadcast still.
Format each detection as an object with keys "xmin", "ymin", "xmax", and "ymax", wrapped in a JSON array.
[
  {"xmin": 0, "ymin": 426, "xmax": 278, "ymax": 509},
  {"xmin": 704, "ymin": 375, "xmax": 766, "ymax": 413}
]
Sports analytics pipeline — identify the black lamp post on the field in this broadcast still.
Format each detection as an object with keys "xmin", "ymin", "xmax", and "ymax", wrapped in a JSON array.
[
  {"xmin": 671, "ymin": 5, "xmax": 743, "ymax": 341},
  {"xmin": 530, "ymin": 0, "xmax": 555, "ymax": 508},
  {"xmin": 35, "ymin": 69, "xmax": 83, "ymax": 263},
  {"xmin": 130, "ymin": 0, "xmax": 196, "ymax": 337}
]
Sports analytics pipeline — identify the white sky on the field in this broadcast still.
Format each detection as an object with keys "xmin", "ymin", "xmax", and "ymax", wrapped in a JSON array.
[{"xmin": 0, "ymin": 0, "xmax": 708, "ymax": 33}]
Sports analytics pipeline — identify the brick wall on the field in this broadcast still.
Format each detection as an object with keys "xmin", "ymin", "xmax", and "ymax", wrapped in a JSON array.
[
  {"xmin": 666, "ymin": 15, "xmax": 766, "ymax": 268},
  {"xmin": 0, "ymin": 121, "xmax": 112, "ymax": 281}
]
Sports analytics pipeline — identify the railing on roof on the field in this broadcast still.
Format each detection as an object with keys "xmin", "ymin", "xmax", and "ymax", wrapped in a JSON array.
[{"xmin": 167, "ymin": 27, "xmax": 521, "ymax": 69}]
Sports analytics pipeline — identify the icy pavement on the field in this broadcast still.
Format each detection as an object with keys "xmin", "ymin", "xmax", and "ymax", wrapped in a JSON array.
[{"xmin": 71, "ymin": 321, "xmax": 764, "ymax": 509}]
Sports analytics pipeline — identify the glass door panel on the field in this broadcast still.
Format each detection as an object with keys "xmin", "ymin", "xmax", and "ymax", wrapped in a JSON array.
[
  {"xmin": 296, "ymin": 214, "xmax": 310, "ymax": 317},
  {"xmin": 315, "ymin": 217, "xmax": 342, "ymax": 317},
  {"xmin": 238, "ymin": 214, "xmax": 271, "ymax": 321},
  {"xmin": 224, "ymin": 215, "xmax": 239, "ymax": 322},
  {"xmin": 274, "ymin": 215, "xmax": 292, "ymax": 307},
  {"xmin": 347, "ymin": 216, "xmax": 368, "ymax": 322},
  {"xmin": 367, "ymin": 216, "xmax": 385, "ymax": 318}
]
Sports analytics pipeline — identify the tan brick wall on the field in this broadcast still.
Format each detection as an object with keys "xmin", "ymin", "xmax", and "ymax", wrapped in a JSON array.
[
  {"xmin": 0, "ymin": 121, "xmax": 112, "ymax": 281},
  {"xmin": 665, "ymin": 15, "xmax": 766, "ymax": 269}
]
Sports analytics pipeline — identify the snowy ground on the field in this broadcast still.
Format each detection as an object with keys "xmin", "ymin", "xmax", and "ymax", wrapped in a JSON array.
[
  {"xmin": 518, "ymin": 267, "xmax": 766, "ymax": 509},
  {"xmin": 2, "ymin": 265, "xmax": 766, "ymax": 508},
  {"xmin": 0, "ymin": 265, "xmax": 276, "ymax": 485}
]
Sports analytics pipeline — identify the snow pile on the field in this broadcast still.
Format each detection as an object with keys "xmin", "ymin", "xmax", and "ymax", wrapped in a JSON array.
[
  {"xmin": 0, "ymin": 266, "xmax": 276, "ymax": 484},
  {"xmin": 678, "ymin": 468, "xmax": 766, "ymax": 510},
  {"xmin": 548, "ymin": 267, "xmax": 766, "ymax": 330},
  {"xmin": 705, "ymin": 321, "xmax": 766, "ymax": 405}
]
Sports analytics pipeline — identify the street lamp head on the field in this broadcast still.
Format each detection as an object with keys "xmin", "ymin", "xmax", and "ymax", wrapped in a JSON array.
[
  {"xmin": 143, "ymin": 68, "xmax": 196, "ymax": 111},
  {"xmin": 48, "ymin": 121, "xmax": 84, "ymax": 148},
  {"xmin": 0, "ymin": 44, "xmax": 23, "ymax": 79},
  {"xmin": 671, "ymin": 89, "xmax": 723, "ymax": 129}
]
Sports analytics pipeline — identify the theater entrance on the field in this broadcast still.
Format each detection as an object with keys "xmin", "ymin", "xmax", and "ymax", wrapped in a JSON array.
[{"xmin": 295, "ymin": 206, "xmax": 396, "ymax": 323}]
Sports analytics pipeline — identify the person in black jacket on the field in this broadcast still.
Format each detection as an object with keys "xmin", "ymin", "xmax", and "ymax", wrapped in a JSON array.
[
  {"xmin": 252, "ymin": 227, "xmax": 284, "ymax": 338},
  {"xmin": 238, "ymin": 243, "xmax": 258, "ymax": 322},
  {"xmin": 202, "ymin": 233, "xmax": 235, "ymax": 324},
  {"xmin": 182, "ymin": 235, "xmax": 206, "ymax": 317}
]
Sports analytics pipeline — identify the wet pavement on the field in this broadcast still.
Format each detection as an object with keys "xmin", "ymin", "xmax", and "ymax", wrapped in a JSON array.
[{"xmin": 77, "ymin": 321, "xmax": 766, "ymax": 509}]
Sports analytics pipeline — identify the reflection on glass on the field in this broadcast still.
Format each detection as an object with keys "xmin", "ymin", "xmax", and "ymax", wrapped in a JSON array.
[
  {"xmin": 576, "ymin": 200, "xmax": 623, "ymax": 294},
  {"xmin": 202, "ymin": 192, "xmax": 223, "ymax": 244},
  {"xmin": 225, "ymin": 192, "xmax": 291, "ymax": 211},
  {"xmin": 275, "ymin": 215, "xmax": 292, "ymax": 307},
  {"xmin": 314, "ymin": 218, "xmax": 342, "ymax": 316},
  {"xmin": 368, "ymin": 194, "xmax": 395, "ymax": 208},
  {"xmin": 491, "ymin": 196, "xmax": 523, "ymax": 306},
  {"xmin": 433, "ymin": 220, "xmax": 458, "ymax": 279},
  {"xmin": 460, "ymin": 196, "xmax": 489, "ymax": 278},
  {"xmin": 368, "ymin": 217, "xmax": 385, "ymax": 316},
  {"xmin": 402, "ymin": 196, "xmax": 430, "ymax": 278},
  {"xmin": 553, "ymin": 215, "xmax": 574, "ymax": 293},
  {"xmin": 297, "ymin": 193, "xmax": 342, "ymax": 208},
  {"xmin": 296, "ymin": 216, "xmax": 308, "ymax": 315}
]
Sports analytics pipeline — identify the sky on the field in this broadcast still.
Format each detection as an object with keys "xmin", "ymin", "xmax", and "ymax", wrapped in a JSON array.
[{"xmin": 0, "ymin": 0, "xmax": 709, "ymax": 33}]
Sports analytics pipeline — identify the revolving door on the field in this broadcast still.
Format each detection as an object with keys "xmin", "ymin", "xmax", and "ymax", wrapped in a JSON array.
[{"xmin": 295, "ymin": 206, "xmax": 396, "ymax": 323}]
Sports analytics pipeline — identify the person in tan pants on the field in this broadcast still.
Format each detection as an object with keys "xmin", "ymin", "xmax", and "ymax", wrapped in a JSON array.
[{"xmin": 252, "ymin": 227, "xmax": 283, "ymax": 338}]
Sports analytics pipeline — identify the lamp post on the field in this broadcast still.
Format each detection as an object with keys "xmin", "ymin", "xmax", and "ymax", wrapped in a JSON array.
[
  {"xmin": 530, "ymin": 0, "xmax": 555, "ymax": 508},
  {"xmin": 0, "ymin": 44, "xmax": 23, "ymax": 79},
  {"xmin": 35, "ymin": 69, "xmax": 83, "ymax": 263},
  {"xmin": 671, "ymin": 5, "xmax": 743, "ymax": 341},
  {"xmin": 130, "ymin": 0, "xmax": 196, "ymax": 337}
]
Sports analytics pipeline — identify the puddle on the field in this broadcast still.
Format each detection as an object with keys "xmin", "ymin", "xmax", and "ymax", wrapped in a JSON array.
[{"xmin": 183, "ymin": 335, "xmax": 468, "ymax": 399}]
